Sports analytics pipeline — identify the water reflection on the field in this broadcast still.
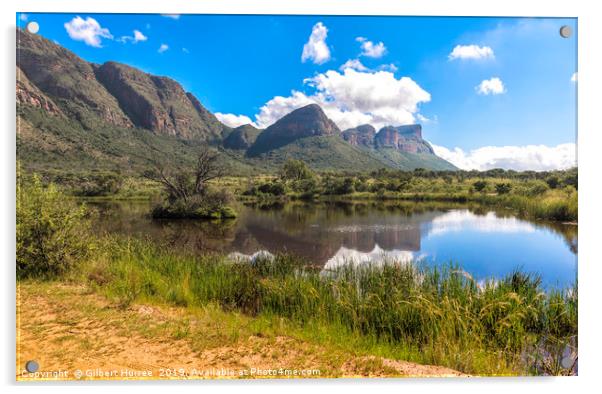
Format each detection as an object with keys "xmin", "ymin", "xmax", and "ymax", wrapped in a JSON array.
[{"xmin": 90, "ymin": 201, "xmax": 577, "ymax": 287}]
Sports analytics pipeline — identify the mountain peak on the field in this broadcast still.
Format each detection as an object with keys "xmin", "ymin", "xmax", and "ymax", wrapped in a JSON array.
[{"xmin": 247, "ymin": 104, "xmax": 340, "ymax": 156}]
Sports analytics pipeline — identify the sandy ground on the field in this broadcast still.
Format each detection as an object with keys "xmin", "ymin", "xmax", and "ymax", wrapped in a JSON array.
[{"xmin": 16, "ymin": 282, "xmax": 468, "ymax": 381}]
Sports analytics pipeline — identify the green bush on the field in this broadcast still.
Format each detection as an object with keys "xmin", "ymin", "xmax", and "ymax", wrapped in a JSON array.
[
  {"xmin": 473, "ymin": 180, "xmax": 488, "ymax": 192},
  {"xmin": 495, "ymin": 182, "xmax": 512, "ymax": 195},
  {"xmin": 151, "ymin": 188, "xmax": 237, "ymax": 219},
  {"xmin": 17, "ymin": 175, "xmax": 91, "ymax": 279}
]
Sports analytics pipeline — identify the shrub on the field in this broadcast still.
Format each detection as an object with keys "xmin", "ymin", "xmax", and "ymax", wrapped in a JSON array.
[
  {"xmin": 473, "ymin": 180, "xmax": 488, "ymax": 192},
  {"xmin": 280, "ymin": 159, "xmax": 315, "ymax": 182},
  {"xmin": 495, "ymin": 182, "xmax": 512, "ymax": 195},
  {"xmin": 17, "ymin": 175, "xmax": 91, "ymax": 279}
]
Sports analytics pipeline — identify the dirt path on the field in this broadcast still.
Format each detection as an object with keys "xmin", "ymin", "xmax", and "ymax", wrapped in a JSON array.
[{"xmin": 16, "ymin": 282, "xmax": 468, "ymax": 380}]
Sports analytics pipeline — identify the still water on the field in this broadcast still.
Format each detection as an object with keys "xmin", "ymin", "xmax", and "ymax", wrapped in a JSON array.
[{"xmin": 90, "ymin": 201, "xmax": 577, "ymax": 288}]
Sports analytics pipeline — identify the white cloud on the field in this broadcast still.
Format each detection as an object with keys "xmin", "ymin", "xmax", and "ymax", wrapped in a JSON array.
[
  {"xmin": 255, "ymin": 91, "xmax": 317, "ymax": 129},
  {"xmin": 161, "ymin": 14, "xmax": 180, "ymax": 20},
  {"xmin": 339, "ymin": 59, "xmax": 368, "ymax": 72},
  {"xmin": 133, "ymin": 30, "xmax": 147, "ymax": 42},
  {"xmin": 215, "ymin": 113, "xmax": 255, "ymax": 128},
  {"xmin": 157, "ymin": 43, "xmax": 169, "ymax": 53},
  {"xmin": 20, "ymin": 14, "xmax": 28, "ymax": 21},
  {"xmin": 118, "ymin": 29, "xmax": 147, "ymax": 44},
  {"xmin": 251, "ymin": 68, "xmax": 430, "ymax": 130},
  {"xmin": 431, "ymin": 143, "xmax": 576, "ymax": 171},
  {"xmin": 448, "ymin": 44, "xmax": 495, "ymax": 61},
  {"xmin": 571, "ymin": 72, "xmax": 578, "ymax": 82},
  {"xmin": 378, "ymin": 63, "xmax": 398, "ymax": 72},
  {"xmin": 301, "ymin": 22, "xmax": 331, "ymax": 65},
  {"xmin": 476, "ymin": 77, "xmax": 506, "ymax": 95},
  {"xmin": 357, "ymin": 37, "xmax": 387, "ymax": 58},
  {"xmin": 64, "ymin": 16, "xmax": 113, "ymax": 47},
  {"xmin": 340, "ymin": 59, "xmax": 398, "ymax": 74}
]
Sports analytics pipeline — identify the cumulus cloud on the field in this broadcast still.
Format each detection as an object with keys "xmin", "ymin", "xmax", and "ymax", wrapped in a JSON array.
[
  {"xmin": 118, "ymin": 29, "xmax": 147, "ymax": 44},
  {"xmin": 571, "ymin": 72, "xmax": 578, "ymax": 82},
  {"xmin": 448, "ymin": 44, "xmax": 495, "ymax": 60},
  {"xmin": 301, "ymin": 22, "xmax": 331, "ymax": 64},
  {"xmin": 340, "ymin": 59, "xmax": 397, "ymax": 74},
  {"xmin": 64, "ymin": 16, "xmax": 113, "ymax": 47},
  {"xmin": 161, "ymin": 14, "xmax": 180, "ymax": 20},
  {"xmin": 476, "ymin": 77, "xmax": 506, "ymax": 95},
  {"xmin": 157, "ymin": 43, "xmax": 169, "ymax": 53},
  {"xmin": 431, "ymin": 143, "xmax": 576, "ymax": 171},
  {"xmin": 215, "ymin": 113, "xmax": 255, "ymax": 128},
  {"xmin": 249, "ymin": 68, "xmax": 430, "ymax": 130},
  {"xmin": 255, "ymin": 91, "xmax": 317, "ymax": 129},
  {"xmin": 356, "ymin": 36, "xmax": 387, "ymax": 58},
  {"xmin": 339, "ymin": 59, "xmax": 368, "ymax": 72}
]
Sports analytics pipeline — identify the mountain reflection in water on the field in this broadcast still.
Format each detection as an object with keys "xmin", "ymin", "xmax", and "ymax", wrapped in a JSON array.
[{"xmin": 90, "ymin": 201, "xmax": 577, "ymax": 287}]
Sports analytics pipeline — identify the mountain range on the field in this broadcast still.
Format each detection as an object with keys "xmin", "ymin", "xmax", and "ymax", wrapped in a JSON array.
[{"xmin": 16, "ymin": 28, "xmax": 456, "ymax": 174}]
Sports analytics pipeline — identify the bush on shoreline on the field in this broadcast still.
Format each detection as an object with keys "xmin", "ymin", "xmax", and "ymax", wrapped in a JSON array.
[{"xmin": 17, "ymin": 175, "xmax": 91, "ymax": 279}]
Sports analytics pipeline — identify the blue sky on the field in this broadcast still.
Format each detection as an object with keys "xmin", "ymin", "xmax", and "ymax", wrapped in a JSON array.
[{"xmin": 17, "ymin": 13, "xmax": 577, "ymax": 170}]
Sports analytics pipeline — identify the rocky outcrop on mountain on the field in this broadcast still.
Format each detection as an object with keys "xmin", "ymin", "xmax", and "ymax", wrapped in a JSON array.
[
  {"xmin": 247, "ymin": 104, "xmax": 340, "ymax": 156},
  {"xmin": 223, "ymin": 124, "xmax": 262, "ymax": 150},
  {"xmin": 341, "ymin": 124, "xmax": 376, "ymax": 147},
  {"xmin": 17, "ymin": 28, "xmax": 226, "ymax": 141},
  {"xmin": 17, "ymin": 29, "xmax": 132, "ymax": 128},
  {"xmin": 374, "ymin": 125, "xmax": 435, "ymax": 154},
  {"xmin": 17, "ymin": 66, "xmax": 62, "ymax": 116},
  {"xmin": 94, "ymin": 62, "xmax": 225, "ymax": 140},
  {"xmin": 343, "ymin": 123, "xmax": 435, "ymax": 155}
]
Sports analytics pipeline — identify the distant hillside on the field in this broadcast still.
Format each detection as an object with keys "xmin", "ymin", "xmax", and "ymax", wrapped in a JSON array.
[
  {"xmin": 223, "ymin": 124, "xmax": 262, "ymax": 150},
  {"xmin": 247, "ymin": 104, "xmax": 339, "ymax": 156},
  {"xmin": 245, "ymin": 135, "xmax": 390, "ymax": 172},
  {"xmin": 16, "ymin": 28, "xmax": 456, "ymax": 174}
]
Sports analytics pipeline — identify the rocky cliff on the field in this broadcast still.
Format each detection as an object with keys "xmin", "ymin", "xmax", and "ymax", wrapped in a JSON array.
[
  {"xmin": 374, "ymin": 125, "xmax": 434, "ymax": 154},
  {"xmin": 341, "ymin": 124, "xmax": 376, "ymax": 147},
  {"xmin": 17, "ymin": 29, "xmax": 226, "ymax": 141},
  {"xmin": 95, "ymin": 62, "xmax": 225, "ymax": 140}
]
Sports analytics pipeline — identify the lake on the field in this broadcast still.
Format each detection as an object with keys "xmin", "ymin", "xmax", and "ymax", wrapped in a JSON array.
[{"xmin": 90, "ymin": 200, "xmax": 577, "ymax": 289}]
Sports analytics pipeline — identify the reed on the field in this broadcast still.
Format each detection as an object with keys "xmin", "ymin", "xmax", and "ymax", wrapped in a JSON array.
[{"xmin": 87, "ymin": 237, "xmax": 577, "ymax": 375}]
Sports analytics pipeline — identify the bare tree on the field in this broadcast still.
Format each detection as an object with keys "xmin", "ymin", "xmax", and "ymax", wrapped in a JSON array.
[
  {"xmin": 194, "ymin": 148, "xmax": 225, "ymax": 194},
  {"xmin": 144, "ymin": 147, "xmax": 225, "ymax": 203}
]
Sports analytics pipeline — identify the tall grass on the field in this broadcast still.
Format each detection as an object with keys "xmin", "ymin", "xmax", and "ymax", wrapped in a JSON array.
[{"xmin": 89, "ymin": 237, "xmax": 577, "ymax": 375}]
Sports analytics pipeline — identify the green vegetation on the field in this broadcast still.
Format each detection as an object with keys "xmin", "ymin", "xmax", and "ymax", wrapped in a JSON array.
[
  {"xmin": 241, "ymin": 162, "xmax": 577, "ymax": 222},
  {"xmin": 85, "ymin": 238, "xmax": 576, "ymax": 376},
  {"xmin": 145, "ymin": 147, "xmax": 238, "ymax": 220},
  {"xmin": 17, "ymin": 173, "xmax": 91, "ymax": 279},
  {"xmin": 16, "ymin": 175, "xmax": 578, "ymax": 376}
]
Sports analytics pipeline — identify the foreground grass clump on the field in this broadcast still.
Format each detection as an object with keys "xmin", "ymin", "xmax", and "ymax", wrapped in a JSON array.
[{"xmin": 89, "ymin": 238, "xmax": 577, "ymax": 375}]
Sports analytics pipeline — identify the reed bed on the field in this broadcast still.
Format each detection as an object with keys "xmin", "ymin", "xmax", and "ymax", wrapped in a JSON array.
[{"xmin": 85, "ymin": 237, "xmax": 577, "ymax": 375}]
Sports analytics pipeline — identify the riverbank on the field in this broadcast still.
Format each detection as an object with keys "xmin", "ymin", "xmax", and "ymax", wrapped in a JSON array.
[
  {"xmin": 17, "ymin": 235, "xmax": 576, "ymax": 378},
  {"xmin": 17, "ymin": 281, "xmax": 468, "ymax": 381},
  {"xmin": 67, "ymin": 169, "xmax": 578, "ymax": 223}
]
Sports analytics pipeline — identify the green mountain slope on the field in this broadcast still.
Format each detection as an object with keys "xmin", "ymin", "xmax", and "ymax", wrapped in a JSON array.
[{"xmin": 241, "ymin": 135, "xmax": 390, "ymax": 172}]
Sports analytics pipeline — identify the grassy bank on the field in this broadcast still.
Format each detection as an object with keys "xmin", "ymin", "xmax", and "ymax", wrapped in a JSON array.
[{"xmin": 77, "ymin": 237, "xmax": 577, "ymax": 376}]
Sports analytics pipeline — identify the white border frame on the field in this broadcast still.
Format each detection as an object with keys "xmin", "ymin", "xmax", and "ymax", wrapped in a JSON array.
[{"xmin": 2, "ymin": 1, "xmax": 600, "ymax": 393}]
